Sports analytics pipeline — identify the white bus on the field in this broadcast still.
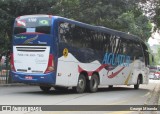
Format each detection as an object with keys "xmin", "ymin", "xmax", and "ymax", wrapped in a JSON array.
[{"xmin": 11, "ymin": 15, "xmax": 150, "ymax": 93}]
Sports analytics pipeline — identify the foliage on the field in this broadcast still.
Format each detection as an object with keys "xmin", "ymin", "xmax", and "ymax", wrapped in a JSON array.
[
  {"xmin": 50, "ymin": 0, "xmax": 152, "ymax": 41},
  {"xmin": 154, "ymin": 47, "xmax": 160, "ymax": 65},
  {"xmin": 0, "ymin": 0, "xmax": 55, "ymax": 51},
  {"xmin": 0, "ymin": 0, "xmax": 153, "ymax": 53},
  {"xmin": 117, "ymin": 12, "xmax": 152, "ymax": 41},
  {"xmin": 153, "ymin": 0, "xmax": 160, "ymax": 30},
  {"xmin": 139, "ymin": 0, "xmax": 160, "ymax": 30}
]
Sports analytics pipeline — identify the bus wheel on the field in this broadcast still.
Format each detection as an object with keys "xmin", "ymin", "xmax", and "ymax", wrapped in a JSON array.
[
  {"xmin": 134, "ymin": 77, "xmax": 140, "ymax": 89},
  {"xmin": 88, "ymin": 74, "xmax": 99, "ymax": 93},
  {"xmin": 108, "ymin": 85, "xmax": 113, "ymax": 89},
  {"xmin": 54, "ymin": 87, "xmax": 68, "ymax": 91},
  {"xmin": 75, "ymin": 74, "xmax": 86, "ymax": 93},
  {"xmin": 40, "ymin": 86, "xmax": 51, "ymax": 92}
]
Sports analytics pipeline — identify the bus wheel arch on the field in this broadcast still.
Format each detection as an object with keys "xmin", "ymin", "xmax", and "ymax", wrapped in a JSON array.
[{"xmin": 81, "ymin": 71, "xmax": 89, "ymax": 83}]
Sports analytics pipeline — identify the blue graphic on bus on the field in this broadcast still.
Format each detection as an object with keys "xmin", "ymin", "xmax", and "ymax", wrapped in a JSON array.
[{"xmin": 102, "ymin": 53, "xmax": 131, "ymax": 67}]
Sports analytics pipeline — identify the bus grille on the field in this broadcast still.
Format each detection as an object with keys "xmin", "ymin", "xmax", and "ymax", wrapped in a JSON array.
[
  {"xmin": 17, "ymin": 69, "xmax": 43, "ymax": 73},
  {"xmin": 16, "ymin": 47, "xmax": 46, "ymax": 52}
]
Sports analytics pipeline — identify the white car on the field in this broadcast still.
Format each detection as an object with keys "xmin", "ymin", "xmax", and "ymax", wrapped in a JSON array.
[{"xmin": 149, "ymin": 72, "xmax": 156, "ymax": 80}]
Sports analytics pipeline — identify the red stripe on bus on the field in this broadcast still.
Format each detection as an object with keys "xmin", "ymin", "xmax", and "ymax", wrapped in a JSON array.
[
  {"xmin": 107, "ymin": 67, "xmax": 125, "ymax": 78},
  {"xmin": 78, "ymin": 64, "xmax": 108, "ymax": 76},
  {"xmin": 78, "ymin": 64, "xmax": 125, "ymax": 78}
]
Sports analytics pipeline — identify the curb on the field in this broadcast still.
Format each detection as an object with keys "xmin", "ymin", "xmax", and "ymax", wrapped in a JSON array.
[
  {"xmin": 0, "ymin": 83, "xmax": 28, "ymax": 87},
  {"xmin": 159, "ymin": 95, "xmax": 160, "ymax": 105},
  {"xmin": 158, "ymin": 87, "xmax": 160, "ymax": 105}
]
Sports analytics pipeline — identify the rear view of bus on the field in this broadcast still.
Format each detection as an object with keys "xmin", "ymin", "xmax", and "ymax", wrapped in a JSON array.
[{"xmin": 11, "ymin": 15, "xmax": 56, "ymax": 86}]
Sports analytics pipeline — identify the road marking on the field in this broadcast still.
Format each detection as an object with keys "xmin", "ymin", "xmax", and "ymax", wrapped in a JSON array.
[
  {"xmin": 106, "ymin": 95, "xmax": 142, "ymax": 105},
  {"xmin": 103, "ymin": 90, "xmax": 150, "ymax": 105},
  {"xmin": 143, "ymin": 92, "xmax": 150, "ymax": 97}
]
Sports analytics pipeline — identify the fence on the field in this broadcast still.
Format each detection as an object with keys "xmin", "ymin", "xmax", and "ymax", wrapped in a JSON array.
[{"xmin": 0, "ymin": 58, "xmax": 11, "ymax": 84}]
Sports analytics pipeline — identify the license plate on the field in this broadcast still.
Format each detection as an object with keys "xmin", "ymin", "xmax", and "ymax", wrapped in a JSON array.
[{"xmin": 25, "ymin": 76, "xmax": 33, "ymax": 80}]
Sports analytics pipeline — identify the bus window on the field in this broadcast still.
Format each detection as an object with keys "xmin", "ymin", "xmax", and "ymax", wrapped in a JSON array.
[{"xmin": 14, "ymin": 16, "xmax": 51, "ymax": 35}]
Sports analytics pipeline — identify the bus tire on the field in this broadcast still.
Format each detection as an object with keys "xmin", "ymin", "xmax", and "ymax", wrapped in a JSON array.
[
  {"xmin": 134, "ymin": 77, "xmax": 140, "ymax": 89},
  {"xmin": 108, "ymin": 85, "xmax": 113, "ymax": 89},
  {"xmin": 75, "ymin": 74, "xmax": 86, "ymax": 93},
  {"xmin": 88, "ymin": 74, "xmax": 99, "ymax": 93},
  {"xmin": 40, "ymin": 86, "xmax": 51, "ymax": 92},
  {"xmin": 54, "ymin": 87, "xmax": 68, "ymax": 91}
]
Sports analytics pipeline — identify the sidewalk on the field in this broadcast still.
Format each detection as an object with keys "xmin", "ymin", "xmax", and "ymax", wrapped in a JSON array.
[
  {"xmin": 0, "ymin": 83, "xmax": 28, "ymax": 87},
  {"xmin": 157, "ymin": 84, "xmax": 160, "ymax": 105}
]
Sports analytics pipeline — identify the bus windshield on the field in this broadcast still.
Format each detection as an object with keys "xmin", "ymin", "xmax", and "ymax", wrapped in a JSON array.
[{"xmin": 14, "ymin": 15, "xmax": 51, "ymax": 34}]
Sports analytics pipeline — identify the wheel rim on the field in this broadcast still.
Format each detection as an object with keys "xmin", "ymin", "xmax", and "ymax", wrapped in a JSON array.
[{"xmin": 78, "ymin": 78, "xmax": 85, "ymax": 89}]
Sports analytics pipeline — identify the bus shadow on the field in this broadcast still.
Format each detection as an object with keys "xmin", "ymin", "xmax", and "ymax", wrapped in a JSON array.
[
  {"xmin": 97, "ymin": 87, "xmax": 148, "ymax": 92},
  {"xmin": 19, "ymin": 86, "xmax": 148, "ymax": 95}
]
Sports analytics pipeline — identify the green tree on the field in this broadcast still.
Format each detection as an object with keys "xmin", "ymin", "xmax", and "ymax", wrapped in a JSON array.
[
  {"xmin": 153, "ymin": 0, "xmax": 160, "ymax": 30},
  {"xmin": 117, "ymin": 11, "xmax": 152, "ymax": 41},
  {"xmin": 0, "ymin": 0, "xmax": 55, "ymax": 51},
  {"xmin": 0, "ymin": 0, "xmax": 153, "ymax": 54},
  {"xmin": 155, "ymin": 48, "xmax": 160, "ymax": 65},
  {"xmin": 50, "ymin": 0, "xmax": 152, "ymax": 42},
  {"xmin": 139, "ymin": 0, "xmax": 160, "ymax": 30}
]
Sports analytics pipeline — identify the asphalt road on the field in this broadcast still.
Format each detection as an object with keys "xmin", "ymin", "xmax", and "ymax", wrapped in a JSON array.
[{"xmin": 0, "ymin": 80, "xmax": 160, "ymax": 114}]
